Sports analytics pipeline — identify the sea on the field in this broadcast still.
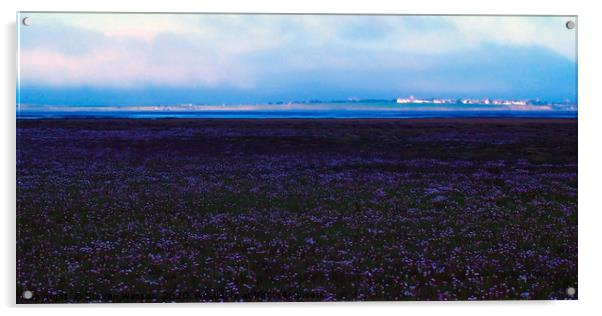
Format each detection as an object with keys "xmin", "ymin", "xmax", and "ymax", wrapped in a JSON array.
[{"xmin": 16, "ymin": 102, "xmax": 578, "ymax": 119}]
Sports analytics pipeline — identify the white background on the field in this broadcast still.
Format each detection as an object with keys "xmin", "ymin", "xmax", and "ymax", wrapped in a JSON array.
[{"xmin": 1, "ymin": 0, "xmax": 600, "ymax": 315}]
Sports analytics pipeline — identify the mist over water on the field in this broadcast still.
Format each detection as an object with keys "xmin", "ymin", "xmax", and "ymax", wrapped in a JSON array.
[{"xmin": 17, "ymin": 101, "xmax": 577, "ymax": 119}]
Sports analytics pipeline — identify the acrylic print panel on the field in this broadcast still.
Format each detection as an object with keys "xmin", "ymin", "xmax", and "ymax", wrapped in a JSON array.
[{"xmin": 16, "ymin": 12, "xmax": 577, "ymax": 303}]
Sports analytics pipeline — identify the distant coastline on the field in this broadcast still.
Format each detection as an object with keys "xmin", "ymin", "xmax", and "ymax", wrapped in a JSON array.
[
  {"xmin": 16, "ymin": 98, "xmax": 578, "ymax": 119},
  {"xmin": 16, "ymin": 110, "xmax": 578, "ymax": 120}
]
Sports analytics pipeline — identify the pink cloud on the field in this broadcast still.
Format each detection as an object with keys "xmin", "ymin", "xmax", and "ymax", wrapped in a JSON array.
[{"xmin": 19, "ymin": 48, "xmax": 255, "ymax": 89}]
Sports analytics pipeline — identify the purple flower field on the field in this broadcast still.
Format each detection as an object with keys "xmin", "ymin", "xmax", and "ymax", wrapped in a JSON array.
[{"xmin": 16, "ymin": 118, "xmax": 577, "ymax": 302}]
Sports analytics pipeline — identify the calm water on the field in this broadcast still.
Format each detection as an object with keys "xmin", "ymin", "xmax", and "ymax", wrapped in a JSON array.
[
  {"xmin": 16, "ymin": 110, "xmax": 577, "ymax": 119},
  {"xmin": 16, "ymin": 102, "xmax": 577, "ymax": 119}
]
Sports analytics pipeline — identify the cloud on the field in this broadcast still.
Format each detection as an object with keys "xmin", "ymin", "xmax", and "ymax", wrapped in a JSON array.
[
  {"xmin": 19, "ymin": 28, "xmax": 257, "ymax": 89},
  {"xmin": 18, "ymin": 13, "xmax": 577, "ymax": 104},
  {"xmin": 446, "ymin": 16, "xmax": 576, "ymax": 59}
]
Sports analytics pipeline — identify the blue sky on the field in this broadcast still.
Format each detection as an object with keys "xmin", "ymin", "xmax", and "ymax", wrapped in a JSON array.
[{"xmin": 17, "ymin": 13, "xmax": 577, "ymax": 107}]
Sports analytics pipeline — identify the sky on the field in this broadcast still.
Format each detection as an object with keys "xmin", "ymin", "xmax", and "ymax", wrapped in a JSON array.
[{"xmin": 17, "ymin": 13, "xmax": 577, "ymax": 108}]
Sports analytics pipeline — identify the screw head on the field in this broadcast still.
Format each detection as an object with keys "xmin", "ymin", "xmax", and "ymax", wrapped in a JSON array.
[
  {"xmin": 566, "ymin": 20, "xmax": 575, "ymax": 30},
  {"xmin": 566, "ymin": 287, "xmax": 576, "ymax": 297},
  {"xmin": 22, "ymin": 290, "xmax": 33, "ymax": 299}
]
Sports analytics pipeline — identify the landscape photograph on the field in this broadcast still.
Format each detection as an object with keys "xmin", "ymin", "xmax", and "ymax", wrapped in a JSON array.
[{"xmin": 16, "ymin": 13, "xmax": 577, "ymax": 302}]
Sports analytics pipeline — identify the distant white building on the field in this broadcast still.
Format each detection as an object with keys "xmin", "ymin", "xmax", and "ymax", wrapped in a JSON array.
[
  {"xmin": 396, "ymin": 96, "xmax": 414, "ymax": 104},
  {"xmin": 397, "ymin": 96, "xmax": 431, "ymax": 104},
  {"xmin": 396, "ymin": 96, "xmax": 530, "ymax": 106}
]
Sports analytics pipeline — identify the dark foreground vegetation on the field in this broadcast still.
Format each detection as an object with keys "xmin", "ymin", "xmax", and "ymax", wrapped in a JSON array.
[{"xmin": 16, "ymin": 118, "xmax": 577, "ymax": 302}]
